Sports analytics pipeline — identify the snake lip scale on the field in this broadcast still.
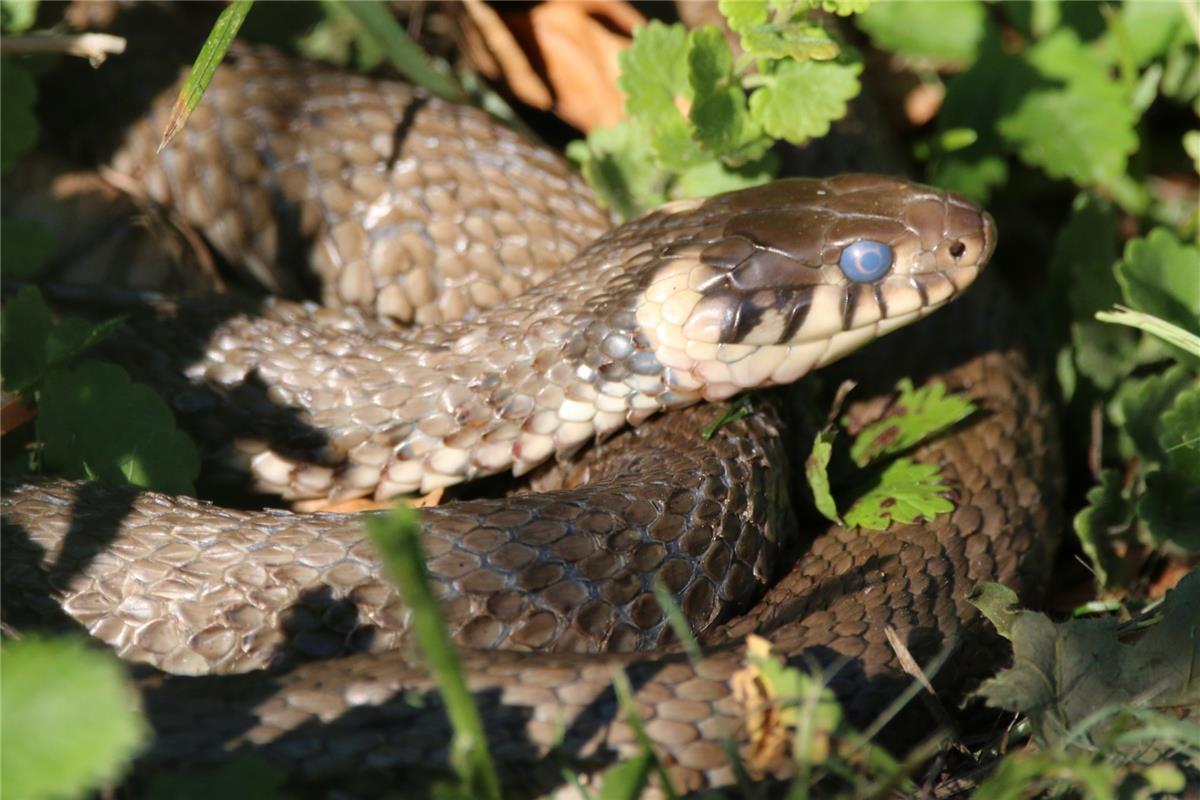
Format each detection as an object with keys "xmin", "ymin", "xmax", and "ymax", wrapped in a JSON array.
[{"xmin": 1, "ymin": 44, "xmax": 1060, "ymax": 795}]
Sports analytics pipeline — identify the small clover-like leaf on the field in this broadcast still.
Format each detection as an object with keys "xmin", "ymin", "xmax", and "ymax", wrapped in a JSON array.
[
  {"xmin": 1, "ymin": 636, "xmax": 148, "ymax": 800},
  {"xmin": 568, "ymin": 121, "xmax": 669, "ymax": 219},
  {"xmin": 38, "ymin": 360, "xmax": 201, "ymax": 495},
  {"xmin": 618, "ymin": 21, "xmax": 705, "ymax": 171},
  {"xmin": 855, "ymin": 0, "xmax": 986, "ymax": 65},
  {"xmin": 849, "ymin": 379, "xmax": 975, "ymax": 466},
  {"xmin": 748, "ymin": 57, "xmax": 862, "ymax": 144},
  {"xmin": 998, "ymin": 30, "xmax": 1138, "ymax": 191},
  {"xmin": 843, "ymin": 458, "xmax": 954, "ymax": 531},
  {"xmin": 688, "ymin": 26, "xmax": 770, "ymax": 165},
  {"xmin": 1115, "ymin": 229, "xmax": 1200, "ymax": 350}
]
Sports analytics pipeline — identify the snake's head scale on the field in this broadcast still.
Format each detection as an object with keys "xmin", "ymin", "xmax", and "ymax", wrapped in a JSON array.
[{"xmin": 634, "ymin": 174, "xmax": 996, "ymax": 401}]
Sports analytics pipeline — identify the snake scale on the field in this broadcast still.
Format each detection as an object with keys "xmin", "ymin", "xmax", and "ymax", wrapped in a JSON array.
[{"xmin": 2, "ymin": 43, "xmax": 1063, "ymax": 795}]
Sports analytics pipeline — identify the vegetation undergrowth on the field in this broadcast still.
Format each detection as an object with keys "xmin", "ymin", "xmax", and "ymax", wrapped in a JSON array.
[{"xmin": 1, "ymin": 0, "xmax": 1197, "ymax": 798}]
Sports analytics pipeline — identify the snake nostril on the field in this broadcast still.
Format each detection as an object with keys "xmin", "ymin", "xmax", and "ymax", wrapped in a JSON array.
[{"xmin": 949, "ymin": 241, "xmax": 966, "ymax": 259}]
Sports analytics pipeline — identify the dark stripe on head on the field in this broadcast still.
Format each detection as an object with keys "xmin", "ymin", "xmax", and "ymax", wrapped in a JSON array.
[
  {"xmin": 780, "ymin": 289, "xmax": 812, "ymax": 343},
  {"xmin": 873, "ymin": 282, "xmax": 889, "ymax": 320}
]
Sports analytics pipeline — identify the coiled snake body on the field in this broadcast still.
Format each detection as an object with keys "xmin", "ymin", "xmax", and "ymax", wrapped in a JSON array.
[{"xmin": 2, "ymin": 47, "xmax": 1061, "ymax": 794}]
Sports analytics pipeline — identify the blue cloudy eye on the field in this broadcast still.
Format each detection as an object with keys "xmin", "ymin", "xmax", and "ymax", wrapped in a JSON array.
[{"xmin": 839, "ymin": 240, "xmax": 893, "ymax": 283}]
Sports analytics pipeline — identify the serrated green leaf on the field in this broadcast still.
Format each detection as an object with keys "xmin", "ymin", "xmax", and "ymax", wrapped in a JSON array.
[
  {"xmin": 844, "ymin": 458, "xmax": 954, "ymax": 531},
  {"xmin": 672, "ymin": 152, "xmax": 778, "ymax": 200},
  {"xmin": 1139, "ymin": 471, "xmax": 1200, "ymax": 550},
  {"xmin": 997, "ymin": 30, "xmax": 1138, "ymax": 191},
  {"xmin": 741, "ymin": 23, "xmax": 840, "ymax": 62},
  {"xmin": 1, "ymin": 284, "xmax": 53, "ymax": 394},
  {"xmin": 849, "ymin": 379, "xmax": 976, "ymax": 466},
  {"xmin": 748, "ymin": 57, "xmax": 862, "ymax": 144},
  {"xmin": 1, "ymin": 58, "xmax": 38, "ymax": 171},
  {"xmin": 975, "ymin": 568, "xmax": 1200, "ymax": 755},
  {"xmin": 805, "ymin": 427, "xmax": 843, "ymax": 526},
  {"xmin": 1072, "ymin": 469, "xmax": 1135, "ymax": 589},
  {"xmin": 968, "ymin": 582, "xmax": 1022, "ymax": 641},
  {"xmin": 568, "ymin": 121, "xmax": 668, "ymax": 219},
  {"xmin": 619, "ymin": 21, "xmax": 705, "ymax": 171},
  {"xmin": 1, "ymin": 636, "xmax": 148, "ymax": 800},
  {"xmin": 38, "ymin": 360, "xmax": 200, "ymax": 494},
  {"xmin": 855, "ymin": 0, "xmax": 986, "ymax": 65},
  {"xmin": 1114, "ymin": 0, "xmax": 1192, "ymax": 67},
  {"xmin": 808, "ymin": 0, "xmax": 872, "ymax": 17},
  {"xmin": 687, "ymin": 26, "xmax": 770, "ymax": 165},
  {"xmin": 718, "ymin": 0, "xmax": 768, "ymax": 34},
  {"xmin": 0, "ymin": 217, "xmax": 56, "ymax": 279},
  {"xmin": 1114, "ymin": 365, "xmax": 1197, "ymax": 466},
  {"xmin": 1159, "ymin": 383, "xmax": 1200, "ymax": 481},
  {"xmin": 1115, "ymin": 229, "xmax": 1200, "ymax": 343}
]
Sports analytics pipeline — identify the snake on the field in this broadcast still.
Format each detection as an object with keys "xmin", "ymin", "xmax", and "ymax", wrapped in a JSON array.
[{"xmin": 1, "ymin": 43, "xmax": 1063, "ymax": 795}]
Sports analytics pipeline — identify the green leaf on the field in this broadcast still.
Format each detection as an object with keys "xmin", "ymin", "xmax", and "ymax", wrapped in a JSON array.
[
  {"xmin": 855, "ymin": 0, "xmax": 986, "ymax": 65},
  {"xmin": 741, "ymin": 23, "xmax": 840, "ymax": 62},
  {"xmin": 848, "ymin": 379, "xmax": 976, "ymax": 466},
  {"xmin": 997, "ymin": 30, "xmax": 1138, "ymax": 192},
  {"xmin": 1113, "ymin": 365, "xmax": 1197, "ymax": 466},
  {"xmin": 0, "ymin": 58, "xmax": 38, "ymax": 171},
  {"xmin": 1114, "ymin": 0, "xmax": 1192, "ymax": 67},
  {"xmin": 597, "ymin": 751, "xmax": 654, "ymax": 800},
  {"xmin": 687, "ymin": 26, "xmax": 770, "ymax": 165},
  {"xmin": 159, "ymin": 0, "xmax": 255, "ymax": 151},
  {"xmin": 975, "ymin": 568, "xmax": 1200, "ymax": 754},
  {"xmin": 1115, "ymin": 229, "xmax": 1200, "ymax": 341},
  {"xmin": 843, "ymin": 458, "xmax": 954, "ymax": 531},
  {"xmin": 0, "ymin": 217, "xmax": 56, "ymax": 279},
  {"xmin": 1, "ymin": 636, "xmax": 148, "ymax": 800},
  {"xmin": 38, "ymin": 360, "xmax": 200, "ymax": 494},
  {"xmin": 808, "ymin": 0, "xmax": 872, "ymax": 16},
  {"xmin": 1072, "ymin": 469, "xmax": 1135, "ymax": 589},
  {"xmin": 567, "ymin": 121, "xmax": 668, "ymax": 219},
  {"xmin": 619, "ymin": 21, "xmax": 704, "ymax": 171},
  {"xmin": 672, "ymin": 153, "xmax": 778, "ymax": 200},
  {"xmin": 805, "ymin": 427, "xmax": 843, "ymax": 526},
  {"xmin": 748, "ymin": 57, "xmax": 862, "ymax": 144},
  {"xmin": 1139, "ymin": 471, "xmax": 1200, "ymax": 551},
  {"xmin": 1, "ymin": 0, "xmax": 39, "ymax": 33},
  {"xmin": 1159, "ymin": 382, "xmax": 1200, "ymax": 481},
  {"xmin": 718, "ymin": 0, "xmax": 767, "ymax": 33},
  {"xmin": 967, "ymin": 582, "xmax": 1022, "ymax": 641},
  {"xmin": 145, "ymin": 757, "xmax": 289, "ymax": 800},
  {"xmin": 367, "ymin": 506, "xmax": 503, "ymax": 800},
  {"xmin": 1185, "ymin": 131, "xmax": 1200, "ymax": 174},
  {"xmin": 1, "ymin": 284, "xmax": 53, "ymax": 394}
]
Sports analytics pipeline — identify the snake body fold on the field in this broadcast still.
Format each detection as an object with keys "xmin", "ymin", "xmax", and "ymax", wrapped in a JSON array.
[{"xmin": 1, "ymin": 45, "xmax": 1060, "ymax": 794}]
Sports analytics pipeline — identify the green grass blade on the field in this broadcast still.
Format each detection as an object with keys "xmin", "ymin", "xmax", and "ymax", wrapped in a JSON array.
[
  {"xmin": 158, "ymin": 0, "xmax": 254, "ymax": 152},
  {"xmin": 338, "ymin": 0, "xmax": 466, "ymax": 102},
  {"xmin": 1095, "ymin": 305, "xmax": 1200, "ymax": 358},
  {"xmin": 366, "ymin": 505, "xmax": 502, "ymax": 800}
]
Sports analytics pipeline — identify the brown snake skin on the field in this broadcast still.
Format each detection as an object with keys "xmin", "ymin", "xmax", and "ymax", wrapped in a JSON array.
[{"xmin": 1, "ymin": 44, "xmax": 1062, "ymax": 796}]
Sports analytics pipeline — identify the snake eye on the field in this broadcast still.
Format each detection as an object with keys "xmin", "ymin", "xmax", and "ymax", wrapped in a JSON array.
[{"xmin": 839, "ymin": 240, "xmax": 893, "ymax": 283}]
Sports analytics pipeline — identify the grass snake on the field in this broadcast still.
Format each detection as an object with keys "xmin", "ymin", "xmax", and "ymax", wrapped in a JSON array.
[{"xmin": 1, "ymin": 46, "xmax": 1062, "ymax": 794}]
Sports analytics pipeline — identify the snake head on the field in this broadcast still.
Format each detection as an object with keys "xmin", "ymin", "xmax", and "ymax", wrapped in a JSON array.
[{"xmin": 634, "ymin": 175, "xmax": 997, "ymax": 400}]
